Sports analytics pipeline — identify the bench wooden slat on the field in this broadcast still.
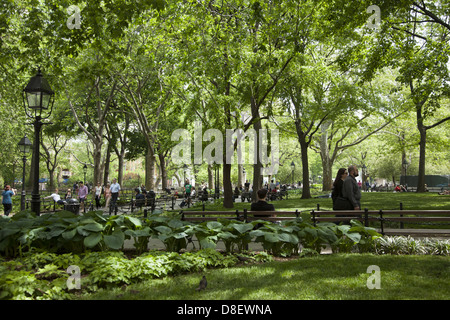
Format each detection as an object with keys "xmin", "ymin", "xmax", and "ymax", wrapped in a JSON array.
[
  {"xmin": 313, "ymin": 210, "xmax": 450, "ymax": 216},
  {"xmin": 181, "ymin": 211, "xmax": 239, "ymax": 215},
  {"xmin": 314, "ymin": 217, "xmax": 378, "ymax": 222},
  {"xmin": 183, "ymin": 217, "xmax": 239, "ymax": 221},
  {"xmin": 246, "ymin": 217, "xmax": 300, "ymax": 221},
  {"xmin": 381, "ymin": 217, "xmax": 450, "ymax": 222}
]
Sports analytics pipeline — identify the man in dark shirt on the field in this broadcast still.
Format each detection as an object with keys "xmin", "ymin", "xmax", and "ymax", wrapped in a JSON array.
[
  {"xmin": 135, "ymin": 188, "xmax": 145, "ymax": 208},
  {"xmin": 251, "ymin": 189, "xmax": 275, "ymax": 217},
  {"xmin": 342, "ymin": 165, "xmax": 361, "ymax": 210}
]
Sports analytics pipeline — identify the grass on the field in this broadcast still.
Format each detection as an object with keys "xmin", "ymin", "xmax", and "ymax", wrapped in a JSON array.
[{"xmin": 79, "ymin": 254, "xmax": 450, "ymax": 300}]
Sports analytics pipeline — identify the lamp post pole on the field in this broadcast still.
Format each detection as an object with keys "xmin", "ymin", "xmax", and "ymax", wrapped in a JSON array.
[
  {"xmin": 31, "ymin": 116, "xmax": 43, "ymax": 215},
  {"xmin": 21, "ymin": 154, "xmax": 27, "ymax": 211}
]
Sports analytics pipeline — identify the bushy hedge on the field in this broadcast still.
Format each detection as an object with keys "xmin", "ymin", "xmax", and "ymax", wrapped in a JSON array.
[{"xmin": 0, "ymin": 210, "xmax": 381, "ymax": 258}]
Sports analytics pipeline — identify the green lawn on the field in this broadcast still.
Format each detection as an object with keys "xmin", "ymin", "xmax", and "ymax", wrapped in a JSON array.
[{"xmin": 80, "ymin": 254, "xmax": 450, "ymax": 300}]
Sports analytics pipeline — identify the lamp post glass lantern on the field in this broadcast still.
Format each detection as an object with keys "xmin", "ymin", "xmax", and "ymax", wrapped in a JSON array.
[
  {"xmin": 18, "ymin": 135, "xmax": 32, "ymax": 211},
  {"xmin": 23, "ymin": 68, "xmax": 54, "ymax": 216}
]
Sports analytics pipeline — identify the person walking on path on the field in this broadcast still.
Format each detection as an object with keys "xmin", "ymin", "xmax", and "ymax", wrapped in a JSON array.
[
  {"xmin": 342, "ymin": 165, "xmax": 361, "ymax": 211},
  {"xmin": 332, "ymin": 168, "xmax": 351, "ymax": 210},
  {"xmin": 2, "ymin": 185, "xmax": 15, "ymax": 216},
  {"xmin": 110, "ymin": 178, "xmax": 121, "ymax": 214},
  {"xmin": 78, "ymin": 181, "xmax": 89, "ymax": 212},
  {"xmin": 104, "ymin": 183, "xmax": 111, "ymax": 211},
  {"xmin": 184, "ymin": 180, "xmax": 192, "ymax": 198},
  {"xmin": 94, "ymin": 182, "xmax": 102, "ymax": 209}
]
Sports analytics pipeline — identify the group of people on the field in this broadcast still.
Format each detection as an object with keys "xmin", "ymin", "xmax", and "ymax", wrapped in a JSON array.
[
  {"xmin": 331, "ymin": 165, "xmax": 362, "ymax": 211},
  {"xmin": 44, "ymin": 178, "xmax": 122, "ymax": 213}
]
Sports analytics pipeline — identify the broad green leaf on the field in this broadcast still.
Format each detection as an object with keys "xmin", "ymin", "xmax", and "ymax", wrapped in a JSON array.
[
  {"xmin": 84, "ymin": 232, "xmax": 102, "ymax": 248},
  {"xmin": 155, "ymin": 226, "xmax": 172, "ymax": 234},
  {"xmin": 62, "ymin": 228, "xmax": 77, "ymax": 240},
  {"xmin": 126, "ymin": 216, "xmax": 142, "ymax": 227},
  {"xmin": 104, "ymin": 230, "xmax": 125, "ymax": 250},
  {"xmin": 82, "ymin": 222, "xmax": 104, "ymax": 232},
  {"xmin": 232, "ymin": 223, "xmax": 254, "ymax": 234},
  {"xmin": 206, "ymin": 221, "xmax": 223, "ymax": 230}
]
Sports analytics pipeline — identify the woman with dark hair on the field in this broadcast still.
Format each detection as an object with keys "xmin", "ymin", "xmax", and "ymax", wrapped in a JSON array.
[{"xmin": 332, "ymin": 168, "xmax": 349, "ymax": 210}]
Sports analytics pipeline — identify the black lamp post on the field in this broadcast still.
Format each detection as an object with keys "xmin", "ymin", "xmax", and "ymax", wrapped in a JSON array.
[
  {"xmin": 290, "ymin": 161, "xmax": 295, "ymax": 185},
  {"xmin": 18, "ymin": 135, "xmax": 32, "ymax": 211},
  {"xmin": 402, "ymin": 159, "xmax": 409, "ymax": 189},
  {"xmin": 83, "ymin": 164, "xmax": 87, "ymax": 184},
  {"xmin": 23, "ymin": 68, "xmax": 55, "ymax": 216}
]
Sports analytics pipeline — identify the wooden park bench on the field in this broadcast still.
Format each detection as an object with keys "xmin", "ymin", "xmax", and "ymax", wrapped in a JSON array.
[
  {"xmin": 310, "ymin": 209, "xmax": 450, "ymax": 237},
  {"xmin": 179, "ymin": 209, "xmax": 301, "ymax": 222}
]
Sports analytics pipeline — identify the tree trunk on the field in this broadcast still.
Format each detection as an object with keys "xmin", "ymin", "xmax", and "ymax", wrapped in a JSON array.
[
  {"xmin": 319, "ymin": 121, "xmax": 333, "ymax": 191},
  {"xmin": 158, "ymin": 153, "xmax": 168, "ymax": 190},
  {"xmin": 417, "ymin": 123, "xmax": 427, "ymax": 192},
  {"xmin": 300, "ymin": 142, "xmax": 311, "ymax": 199},
  {"xmin": 223, "ymin": 161, "xmax": 233, "ymax": 208},
  {"xmin": 93, "ymin": 142, "xmax": 102, "ymax": 186},
  {"xmin": 103, "ymin": 143, "xmax": 111, "ymax": 186},
  {"xmin": 145, "ymin": 149, "xmax": 155, "ymax": 190}
]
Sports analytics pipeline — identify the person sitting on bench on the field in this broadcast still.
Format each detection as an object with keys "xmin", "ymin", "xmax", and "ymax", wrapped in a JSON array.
[
  {"xmin": 251, "ymin": 189, "xmax": 275, "ymax": 217},
  {"xmin": 44, "ymin": 189, "xmax": 65, "ymax": 205},
  {"xmin": 135, "ymin": 188, "xmax": 145, "ymax": 208}
]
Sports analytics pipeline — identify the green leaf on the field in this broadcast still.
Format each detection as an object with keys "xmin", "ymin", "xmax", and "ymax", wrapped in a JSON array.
[
  {"xmin": 82, "ymin": 222, "xmax": 104, "ymax": 232},
  {"xmin": 62, "ymin": 228, "xmax": 77, "ymax": 240},
  {"xmin": 199, "ymin": 238, "xmax": 216, "ymax": 249},
  {"xmin": 264, "ymin": 233, "xmax": 279, "ymax": 243},
  {"xmin": 168, "ymin": 219, "xmax": 184, "ymax": 229},
  {"xmin": 232, "ymin": 223, "xmax": 254, "ymax": 234},
  {"xmin": 103, "ymin": 230, "xmax": 125, "ymax": 250},
  {"xmin": 154, "ymin": 226, "xmax": 172, "ymax": 234},
  {"xmin": 218, "ymin": 231, "xmax": 237, "ymax": 240},
  {"xmin": 84, "ymin": 232, "xmax": 102, "ymax": 248},
  {"xmin": 206, "ymin": 221, "xmax": 222, "ymax": 230},
  {"xmin": 346, "ymin": 232, "xmax": 362, "ymax": 243},
  {"xmin": 126, "ymin": 216, "xmax": 142, "ymax": 227}
]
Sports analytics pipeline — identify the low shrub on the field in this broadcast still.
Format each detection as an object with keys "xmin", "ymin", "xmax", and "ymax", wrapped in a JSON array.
[{"xmin": 373, "ymin": 236, "xmax": 450, "ymax": 255}]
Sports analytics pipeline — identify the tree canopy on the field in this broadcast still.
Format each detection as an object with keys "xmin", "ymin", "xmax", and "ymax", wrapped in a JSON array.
[{"xmin": 1, "ymin": 0, "xmax": 449, "ymax": 205}]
